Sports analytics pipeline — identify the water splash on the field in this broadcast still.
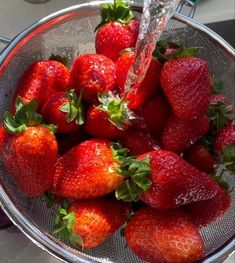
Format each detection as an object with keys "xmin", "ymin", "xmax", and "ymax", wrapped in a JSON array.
[{"xmin": 125, "ymin": 0, "xmax": 180, "ymax": 92}]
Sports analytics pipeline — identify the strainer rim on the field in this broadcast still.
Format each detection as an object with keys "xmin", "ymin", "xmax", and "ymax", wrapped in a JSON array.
[{"xmin": 0, "ymin": 1, "xmax": 234, "ymax": 263}]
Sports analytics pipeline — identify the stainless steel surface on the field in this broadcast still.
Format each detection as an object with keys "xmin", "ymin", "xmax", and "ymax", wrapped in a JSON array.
[{"xmin": 0, "ymin": 1, "xmax": 234, "ymax": 263}]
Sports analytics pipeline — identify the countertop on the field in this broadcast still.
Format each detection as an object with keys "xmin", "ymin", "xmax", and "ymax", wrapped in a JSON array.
[{"xmin": 0, "ymin": 0, "xmax": 234, "ymax": 263}]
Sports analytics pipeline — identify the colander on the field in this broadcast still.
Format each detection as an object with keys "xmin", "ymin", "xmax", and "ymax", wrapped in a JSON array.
[{"xmin": 0, "ymin": 1, "xmax": 234, "ymax": 262}]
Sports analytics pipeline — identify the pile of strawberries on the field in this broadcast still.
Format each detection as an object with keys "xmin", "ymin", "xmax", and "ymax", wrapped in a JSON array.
[{"xmin": 0, "ymin": 1, "xmax": 234, "ymax": 262}]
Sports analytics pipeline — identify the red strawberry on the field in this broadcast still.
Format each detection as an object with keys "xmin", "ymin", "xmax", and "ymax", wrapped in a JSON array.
[
  {"xmin": 214, "ymin": 125, "xmax": 235, "ymax": 152},
  {"xmin": 95, "ymin": 0, "xmax": 139, "ymax": 61},
  {"xmin": 0, "ymin": 98, "xmax": 58, "ymax": 197},
  {"xmin": 85, "ymin": 92, "xmax": 131, "ymax": 139},
  {"xmin": 70, "ymin": 54, "xmax": 116, "ymax": 103},
  {"xmin": 1, "ymin": 126, "xmax": 57, "ymax": 197},
  {"xmin": 15, "ymin": 60, "xmax": 70, "ymax": 109},
  {"xmin": 214, "ymin": 124, "xmax": 235, "ymax": 172},
  {"xmin": 120, "ymin": 130, "xmax": 158, "ymax": 156},
  {"xmin": 41, "ymin": 89, "xmax": 84, "ymax": 134},
  {"xmin": 141, "ymin": 90, "xmax": 170, "ymax": 136},
  {"xmin": 184, "ymin": 144, "xmax": 216, "ymax": 174},
  {"xmin": 53, "ymin": 198, "xmax": 129, "ymax": 249},
  {"xmin": 161, "ymin": 113, "xmax": 210, "ymax": 154},
  {"xmin": 139, "ymin": 150, "xmax": 218, "ymax": 209},
  {"xmin": 208, "ymin": 94, "xmax": 233, "ymax": 131},
  {"xmin": 161, "ymin": 57, "xmax": 212, "ymax": 120},
  {"xmin": 116, "ymin": 51, "xmax": 161, "ymax": 110},
  {"xmin": 52, "ymin": 139, "xmax": 124, "ymax": 199},
  {"xmin": 185, "ymin": 186, "xmax": 231, "ymax": 228},
  {"xmin": 125, "ymin": 207, "xmax": 205, "ymax": 263}
]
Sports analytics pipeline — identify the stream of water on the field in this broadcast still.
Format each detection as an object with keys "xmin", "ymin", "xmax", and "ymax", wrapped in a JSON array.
[{"xmin": 125, "ymin": 0, "xmax": 180, "ymax": 92}]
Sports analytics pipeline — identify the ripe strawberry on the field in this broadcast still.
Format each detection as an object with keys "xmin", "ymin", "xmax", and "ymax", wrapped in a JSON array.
[
  {"xmin": 53, "ymin": 198, "xmax": 129, "ymax": 249},
  {"xmin": 125, "ymin": 207, "xmax": 205, "ymax": 263},
  {"xmin": 141, "ymin": 90, "xmax": 170, "ymax": 137},
  {"xmin": 161, "ymin": 57, "xmax": 212, "ymax": 120},
  {"xmin": 52, "ymin": 139, "xmax": 124, "ymax": 199},
  {"xmin": 70, "ymin": 54, "xmax": 116, "ymax": 103},
  {"xmin": 15, "ymin": 60, "xmax": 70, "ymax": 109},
  {"xmin": 0, "ymin": 98, "xmax": 58, "ymax": 197},
  {"xmin": 208, "ymin": 94, "xmax": 233, "ymax": 131},
  {"xmin": 139, "ymin": 150, "xmax": 218, "ymax": 209},
  {"xmin": 95, "ymin": 0, "xmax": 139, "ymax": 61},
  {"xmin": 120, "ymin": 130, "xmax": 158, "ymax": 156},
  {"xmin": 214, "ymin": 124, "xmax": 235, "ymax": 172},
  {"xmin": 116, "ymin": 51, "xmax": 161, "ymax": 110},
  {"xmin": 184, "ymin": 144, "xmax": 216, "ymax": 174},
  {"xmin": 85, "ymin": 92, "xmax": 132, "ymax": 139},
  {"xmin": 161, "ymin": 113, "xmax": 210, "ymax": 154},
  {"xmin": 1, "ymin": 126, "xmax": 57, "ymax": 197},
  {"xmin": 185, "ymin": 186, "xmax": 231, "ymax": 228},
  {"xmin": 41, "ymin": 89, "xmax": 84, "ymax": 134}
]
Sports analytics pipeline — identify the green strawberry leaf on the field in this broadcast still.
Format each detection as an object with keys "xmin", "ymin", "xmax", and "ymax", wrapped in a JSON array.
[
  {"xmin": 170, "ymin": 46, "xmax": 200, "ymax": 59},
  {"xmin": 221, "ymin": 146, "xmax": 235, "ymax": 173},
  {"xmin": 95, "ymin": 0, "xmax": 134, "ymax": 31},
  {"xmin": 97, "ymin": 91, "xmax": 133, "ymax": 130},
  {"xmin": 53, "ymin": 202, "xmax": 83, "ymax": 248},
  {"xmin": 40, "ymin": 191, "xmax": 56, "ymax": 209},
  {"xmin": 3, "ymin": 96, "xmax": 57, "ymax": 134},
  {"xmin": 153, "ymin": 40, "xmax": 180, "ymax": 63},
  {"xmin": 59, "ymin": 89, "xmax": 84, "ymax": 126},
  {"xmin": 49, "ymin": 54, "xmax": 69, "ymax": 67},
  {"xmin": 208, "ymin": 101, "xmax": 234, "ymax": 131},
  {"xmin": 212, "ymin": 80, "xmax": 223, "ymax": 94},
  {"xmin": 115, "ymin": 157, "xmax": 152, "ymax": 202},
  {"xmin": 111, "ymin": 142, "xmax": 130, "ymax": 163}
]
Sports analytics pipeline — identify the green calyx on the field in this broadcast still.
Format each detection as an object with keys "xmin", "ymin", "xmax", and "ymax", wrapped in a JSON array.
[
  {"xmin": 53, "ymin": 201, "xmax": 83, "ymax": 248},
  {"xmin": 211, "ymin": 169, "xmax": 230, "ymax": 192},
  {"xmin": 221, "ymin": 145, "xmax": 235, "ymax": 173},
  {"xmin": 49, "ymin": 54, "xmax": 69, "ymax": 67},
  {"xmin": 4, "ymin": 97, "xmax": 56, "ymax": 134},
  {"xmin": 97, "ymin": 92, "xmax": 133, "ymax": 130},
  {"xmin": 95, "ymin": 0, "xmax": 134, "ymax": 31},
  {"xmin": 153, "ymin": 40, "xmax": 200, "ymax": 63},
  {"xmin": 59, "ymin": 89, "xmax": 84, "ymax": 126},
  {"xmin": 212, "ymin": 80, "xmax": 223, "ymax": 94},
  {"xmin": 40, "ymin": 191, "xmax": 56, "ymax": 209},
  {"xmin": 111, "ymin": 142, "xmax": 152, "ymax": 202},
  {"xmin": 208, "ymin": 101, "xmax": 234, "ymax": 132}
]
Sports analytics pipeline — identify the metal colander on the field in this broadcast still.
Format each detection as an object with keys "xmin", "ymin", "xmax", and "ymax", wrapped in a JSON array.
[{"xmin": 0, "ymin": 1, "xmax": 234, "ymax": 262}]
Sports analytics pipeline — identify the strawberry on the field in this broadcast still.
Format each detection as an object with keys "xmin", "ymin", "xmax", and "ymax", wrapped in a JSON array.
[
  {"xmin": 85, "ymin": 92, "xmax": 132, "ymax": 139},
  {"xmin": 52, "ymin": 139, "xmax": 124, "ymax": 199},
  {"xmin": 208, "ymin": 94, "xmax": 233, "ymax": 131},
  {"xmin": 53, "ymin": 198, "xmax": 129, "ymax": 249},
  {"xmin": 141, "ymin": 90, "xmax": 170, "ymax": 137},
  {"xmin": 139, "ymin": 150, "xmax": 218, "ymax": 209},
  {"xmin": 116, "ymin": 51, "xmax": 161, "ymax": 110},
  {"xmin": 1, "ymin": 98, "xmax": 58, "ymax": 197},
  {"xmin": 95, "ymin": 0, "xmax": 139, "ymax": 61},
  {"xmin": 161, "ymin": 56, "xmax": 212, "ymax": 120},
  {"xmin": 41, "ymin": 89, "xmax": 84, "ymax": 134},
  {"xmin": 70, "ymin": 54, "xmax": 116, "ymax": 103},
  {"xmin": 15, "ymin": 60, "xmax": 70, "ymax": 109},
  {"xmin": 185, "ymin": 186, "xmax": 231, "ymax": 228},
  {"xmin": 120, "ymin": 130, "xmax": 158, "ymax": 156},
  {"xmin": 184, "ymin": 144, "xmax": 216, "ymax": 174},
  {"xmin": 214, "ymin": 124, "xmax": 235, "ymax": 172},
  {"xmin": 125, "ymin": 207, "xmax": 205, "ymax": 263},
  {"xmin": 161, "ymin": 113, "xmax": 210, "ymax": 154}
]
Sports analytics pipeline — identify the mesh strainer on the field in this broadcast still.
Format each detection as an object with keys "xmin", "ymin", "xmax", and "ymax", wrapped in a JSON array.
[{"xmin": 0, "ymin": 1, "xmax": 235, "ymax": 262}]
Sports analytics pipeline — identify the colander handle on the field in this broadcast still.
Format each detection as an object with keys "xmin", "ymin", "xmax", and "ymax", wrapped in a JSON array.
[
  {"xmin": 0, "ymin": 36, "xmax": 11, "ymax": 45},
  {"xmin": 176, "ymin": 0, "xmax": 196, "ymax": 18}
]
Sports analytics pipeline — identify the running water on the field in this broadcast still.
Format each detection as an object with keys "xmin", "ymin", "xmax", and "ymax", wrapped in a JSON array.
[{"xmin": 124, "ymin": 0, "xmax": 180, "ymax": 92}]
